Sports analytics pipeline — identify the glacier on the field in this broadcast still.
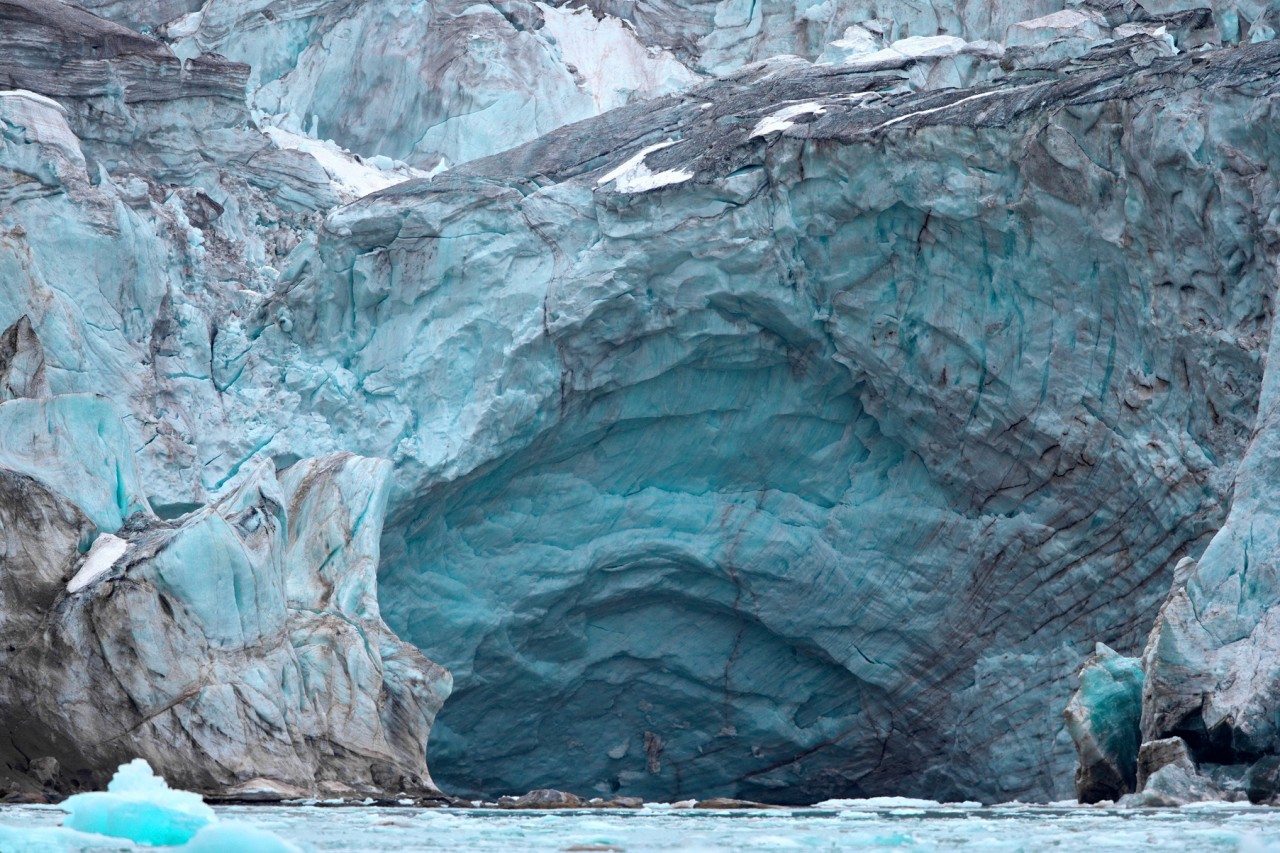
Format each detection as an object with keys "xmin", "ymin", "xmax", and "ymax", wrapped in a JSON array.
[
  {"xmin": 7, "ymin": 0, "xmax": 1280, "ymax": 813},
  {"xmin": 262, "ymin": 31, "xmax": 1280, "ymax": 801}
]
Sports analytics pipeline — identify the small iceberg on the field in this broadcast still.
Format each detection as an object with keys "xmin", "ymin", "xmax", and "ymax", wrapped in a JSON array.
[
  {"xmin": 62, "ymin": 759, "xmax": 214, "ymax": 846},
  {"xmin": 184, "ymin": 822, "xmax": 300, "ymax": 852},
  {"xmin": 2, "ymin": 759, "xmax": 299, "ymax": 851}
]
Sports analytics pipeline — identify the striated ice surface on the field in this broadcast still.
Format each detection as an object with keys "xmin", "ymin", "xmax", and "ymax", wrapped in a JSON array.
[
  {"xmin": 1138, "ymin": 249, "xmax": 1280, "ymax": 803},
  {"xmin": 263, "ymin": 40, "xmax": 1280, "ymax": 803},
  {"xmin": 68, "ymin": 0, "xmax": 1273, "ymax": 172}
]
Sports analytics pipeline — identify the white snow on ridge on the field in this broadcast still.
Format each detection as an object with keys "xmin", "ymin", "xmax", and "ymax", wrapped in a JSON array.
[
  {"xmin": 870, "ymin": 83, "xmax": 1037, "ymax": 132},
  {"xmin": 750, "ymin": 102, "xmax": 827, "ymax": 138},
  {"xmin": 596, "ymin": 139, "xmax": 693, "ymax": 193},
  {"xmin": 68, "ymin": 533, "xmax": 130, "ymax": 593},
  {"xmin": 848, "ymin": 34, "xmax": 969, "ymax": 68},
  {"xmin": 2, "ymin": 88, "xmax": 68, "ymax": 114},
  {"xmin": 262, "ymin": 126, "xmax": 432, "ymax": 201}
]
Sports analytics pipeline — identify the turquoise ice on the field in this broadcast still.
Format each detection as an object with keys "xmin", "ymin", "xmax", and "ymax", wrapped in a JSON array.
[
  {"xmin": 55, "ymin": 760, "xmax": 299, "ymax": 850},
  {"xmin": 62, "ymin": 760, "xmax": 214, "ymax": 845}
]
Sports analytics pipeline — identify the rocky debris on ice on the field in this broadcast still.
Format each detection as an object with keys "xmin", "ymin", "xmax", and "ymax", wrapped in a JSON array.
[
  {"xmin": 692, "ymin": 798, "xmax": 788, "ymax": 809},
  {"xmin": 127, "ymin": 0, "xmax": 702, "ymax": 172},
  {"xmin": 589, "ymin": 796, "xmax": 644, "ymax": 808},
  {"xmin": 497, "ymin": 789, "xmax": 586, "ymax": 809},
  {"xmin": 1119, "ymin": 737, "xmax": 1227, "ymax": 806},
  {"xmin": 65, "ymin": 0, "xmax": 1271, "ymax": 174},
  {"xmin": 0, "ymin": 316, "xmax": 50, "ymax": 401}
]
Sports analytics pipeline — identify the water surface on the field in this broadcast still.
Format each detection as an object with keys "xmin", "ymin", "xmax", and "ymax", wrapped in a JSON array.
[{"xmin": 6, "ymin": 801, "xmax": 1280, "ymax": 851}]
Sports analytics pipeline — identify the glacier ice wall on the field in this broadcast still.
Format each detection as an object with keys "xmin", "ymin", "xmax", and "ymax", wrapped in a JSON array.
[
  {"xmin": 67, "ymin": 0, "xmax": 1279, "ymax": 172},
  {"xmin": 10, "ymin": 0, "xmax": 1280, "ymax": 806},
  {"xmin": 0, "ymin": 3, "xmax": 451, "ymax": 797},
  {"xmin": 261, "ymin": 41, "xmax": 1280, "ymax": 801},
  {"xmin": 0, "ymin": 391, "xmax": 450, "ymax": 796},
  {"xmin": 1138, "ymin": 265, "xmax": 1280, "ymax": 799}
]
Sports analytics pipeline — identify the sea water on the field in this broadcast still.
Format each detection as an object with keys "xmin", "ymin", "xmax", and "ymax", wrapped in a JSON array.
[{"xmin": 5, "ymin": 801, "xmax": 1280, "ymax": 851}]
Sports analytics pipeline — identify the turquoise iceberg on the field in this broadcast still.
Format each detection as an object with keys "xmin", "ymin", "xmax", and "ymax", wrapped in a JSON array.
[{"xmin": 62, "ymin": 759, "xmax": 215, "ymax": 846}]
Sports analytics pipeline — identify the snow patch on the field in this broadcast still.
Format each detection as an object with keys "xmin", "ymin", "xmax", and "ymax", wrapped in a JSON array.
[
  {"xmin": 847, "ymin": 35, "xmax": 969, "ymax": 68},
  {"xmin": 1, "ymin": 88, "xmax": 68, "ymax": 115},
  {"xmin": 1005, "ymin": 9, "xmax": 1107, "ymax": 46},
  {"xmin": 537, "ymin": 4, "xmax": 700, "ymax": 113},
  {"xmin": 164, "ymin": 9, "xmax": 204, "ymax": 39},
  {"xmin": 750, "ymin": 102, "xmax": 827, "ymax": 138},
  {"xmin": 262, "ymin": 126, "xmax": 432, "ymax": 201},
  {"xmin": 818, "ymin": 25, "xmax": 882, "ymax": 64},
  {"xmin": 596, "ymin": 140, "xmax": 693, "ymax": 193},
  {"xmin": 1011, "ymin": 9, "xmax": 1102, "ymax": 33},
  {"xmin": 871, "ymin": 84, "xmax": 1036, "ymax": 132},
  {"xmin": 67, "ymin": 534, "xmax": 129, "ymax": 593}
]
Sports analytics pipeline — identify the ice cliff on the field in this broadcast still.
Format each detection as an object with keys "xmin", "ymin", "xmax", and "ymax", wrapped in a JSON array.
[
  {"xmin": 0, "ymin": 391, "xmax": 449, "ymax": 796},
  {"xmin": 283, "ymin": 37, "xmax": 1280, "ymax": 803},
  {"xmin": 7, "ymin": 0, "xmax": 1280, "ymax": 808}
]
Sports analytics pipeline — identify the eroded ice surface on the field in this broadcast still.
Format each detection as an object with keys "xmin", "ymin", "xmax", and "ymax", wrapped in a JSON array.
[{"xmin": 8, "ymin": 803, "xmax": 1280, "ymax": 851}]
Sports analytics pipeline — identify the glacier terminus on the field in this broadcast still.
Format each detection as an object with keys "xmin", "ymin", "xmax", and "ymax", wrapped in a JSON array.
[{"xmin": 5, "ymin": 0, "xmax": 1280, "ymax": 838}]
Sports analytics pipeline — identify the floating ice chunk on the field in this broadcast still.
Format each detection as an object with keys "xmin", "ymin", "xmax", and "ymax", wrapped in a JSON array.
[
  {"xmin": 184, "ymin": 822, "xmax": 301, "ymax": 852},
  {"xmin": 750, "ymin": 102, "xmax": 827, "ymax": 138},
  {"xmin": 61, "ymin": 759, "xmax": 215, "ymax": 846},
  {"xmin": 0, "ymin": 824, "xmax": 136, "ymax": 852},
  {"xmin": 596, "ymin": 140, "xmax": 693, "ymax": 193},
  {"xmin": 67, "ymin": 533, "xmax": 130, "ymax": 593},
  {"xmin": 814, "ymin": 796, "xmax": 959, "ymax": 809}
]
